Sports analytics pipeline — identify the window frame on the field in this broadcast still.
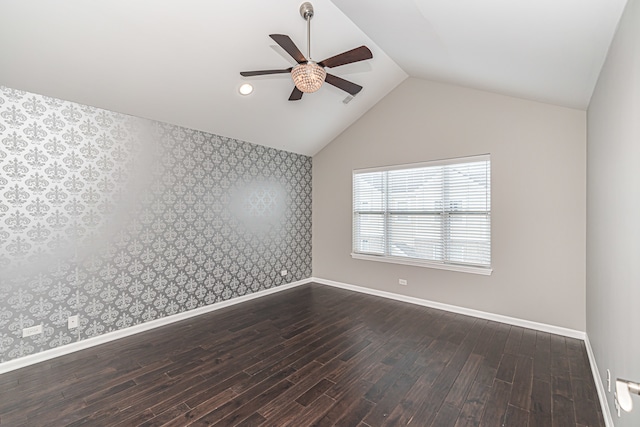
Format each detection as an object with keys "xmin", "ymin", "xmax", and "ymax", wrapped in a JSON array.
[{"xmin": 351, "ymin": 154, "xmax": 492, "ymax": 276}]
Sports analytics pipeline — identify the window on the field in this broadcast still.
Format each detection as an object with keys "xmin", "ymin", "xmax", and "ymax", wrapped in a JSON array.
[{"xmin": 352, "ymin": 155, "xmax": 491, "ymax": 275}]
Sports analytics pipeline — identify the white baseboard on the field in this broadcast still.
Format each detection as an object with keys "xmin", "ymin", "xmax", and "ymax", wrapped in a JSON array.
[
  {"xmin": 584, "ymin": 335, "xmax": 614, "ymax": 427},
  {"xmin": 310, "ymin": 278, "xmax": 617, "ymax": 422},
  {"xmin": 2, "ymin": 275, "xmax": 612, "ymax": 424},
  {"xmin": 310, "ymin": 277, "xmax": 586, "ymax": 340},
  {"xmin": 0, "ymin": 279, "xmax": 310, "ymax": 375},
  {"xmin": 0, "ymin": 276, "xmax": 591, "ymax": 383},
  {"xmin": 309, "ymin": 277, "xmax": 615, "ymax": 427}
]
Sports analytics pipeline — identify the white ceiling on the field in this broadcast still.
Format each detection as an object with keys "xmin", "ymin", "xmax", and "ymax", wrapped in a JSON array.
[
  {"xmin": 0, "ymin": 0, "xmax": 629, "ymax": 155},
  {"xmin": 0, "ymin": 0, "xmax": 406, "ymax": 156},
  {"xmin": 332, "ymin": 0, "xmax": 628, "ymax": 109}
]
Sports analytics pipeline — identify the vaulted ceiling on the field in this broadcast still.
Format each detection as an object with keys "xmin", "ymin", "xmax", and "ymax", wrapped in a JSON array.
[{"xmin": 0, "ymin": 0, "xmax": 628, "ymax": 156}]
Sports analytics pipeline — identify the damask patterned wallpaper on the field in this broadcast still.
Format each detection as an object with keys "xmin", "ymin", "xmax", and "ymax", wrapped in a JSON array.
[{"xmin": 0, "ymin": 86, "xmax": 312, "ymax": 363}]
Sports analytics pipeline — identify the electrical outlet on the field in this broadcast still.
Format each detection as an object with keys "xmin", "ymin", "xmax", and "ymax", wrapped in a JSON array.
[
  {"xmin": 68, "ymin": 315, "xmax": 79, "ymax": 329},
  {"xmin": 399, "ymin": 279, "xmax": 407, "ymax": 286},
  {"xmin": 607, "ymin": 369, "xmax": 611, "ymax": 392},
  {"xmin": 22, "ymin": 324, "xmax": 43, "ymax": 338},
  {"xmin": 280, "ymin": 269, "xmax": 287, "ymax": 277}
]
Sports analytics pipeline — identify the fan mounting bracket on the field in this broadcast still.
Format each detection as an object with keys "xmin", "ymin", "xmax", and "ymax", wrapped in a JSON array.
[{"xmin": 300, "ymin": 2, "xmax": 314, "ymax": 20}]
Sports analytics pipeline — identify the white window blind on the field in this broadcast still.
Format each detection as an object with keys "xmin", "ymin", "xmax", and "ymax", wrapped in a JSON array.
[{"xmin": 353, "ymin": 155, "xmax": 491, "ymax": 273}]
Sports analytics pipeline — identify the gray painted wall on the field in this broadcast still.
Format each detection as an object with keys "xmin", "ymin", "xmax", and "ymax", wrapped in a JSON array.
[
  {"xmin": 587, "ymin": 0, "xmax": 640, "ymax": 424},
  {"xmin": 0, "ymin": 86, "xmax": 312, "ymax": 363},
  {"xmin": 313, "ymin": 77, "xmax": 587, "ymax": 331}
]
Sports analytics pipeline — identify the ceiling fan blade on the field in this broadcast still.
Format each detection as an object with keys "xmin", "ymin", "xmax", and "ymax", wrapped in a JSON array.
[
  {"xmin": 289, "ymin": 87, "xmax": 303, "ymax": 101},
  {"xmin": 240, "ymin": 68, "xmax": 292, "ymax": 77},
  {"xmin": 324, "ymin": 74, "xmax": 363, "ymax": 96},
  {"xmin": 270, "ymin": 34, "xmax": 307, "ymax": 64},
  {"xmin": 318, "ymin": 46, "xmax": 373, "ymax": 68}
]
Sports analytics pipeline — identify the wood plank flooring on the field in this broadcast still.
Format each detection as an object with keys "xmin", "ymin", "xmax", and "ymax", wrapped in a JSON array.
[{"xmin": 0, "ymin": 283, "xmax": 604, "ymax": 426}]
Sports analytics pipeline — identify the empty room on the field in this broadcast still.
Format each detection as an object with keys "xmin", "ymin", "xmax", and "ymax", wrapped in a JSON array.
[{"xmin": 1, "ymin": 0, "xmax": 639, "ymax": 426}]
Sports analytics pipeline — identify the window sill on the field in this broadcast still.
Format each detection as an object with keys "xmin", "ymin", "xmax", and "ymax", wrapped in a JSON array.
[{"xmin": 350, "ymin": 253, "xmax": 493, "ymax": 276}]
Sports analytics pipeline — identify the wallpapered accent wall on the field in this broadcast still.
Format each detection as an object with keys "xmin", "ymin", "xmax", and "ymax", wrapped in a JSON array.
[{"xmin": 0, "ymin": 86, "xmax": 312, "ymax": 363}]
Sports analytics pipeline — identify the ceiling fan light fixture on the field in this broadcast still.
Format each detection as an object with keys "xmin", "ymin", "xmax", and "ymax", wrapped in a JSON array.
[
  {"xmin": 239, "ymin": 2, "xmax": 372, "ymax": 101},
  {"xmin": 291, "ymin": 61, "xmax": 326, "ymax": 93}
]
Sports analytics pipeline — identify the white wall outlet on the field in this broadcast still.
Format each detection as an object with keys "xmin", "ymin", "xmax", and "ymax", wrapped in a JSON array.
[
  {"xmin": 68, "ymin": 315, "xmax": 79, "ymax": 329},
  {"xmin": 22, "ymin": 324, "xmax": 43, "ymax": 338},
  {"xmin": 399, "ymin": 279, "xmax": 408, "ymax": 286},
  {"xmin": 280, "ymin": 269, "xmax": 287, "ymax": 277},
  {"xmin": 607, "ymin": 369, "xmax": 611, "ymax": 392}
]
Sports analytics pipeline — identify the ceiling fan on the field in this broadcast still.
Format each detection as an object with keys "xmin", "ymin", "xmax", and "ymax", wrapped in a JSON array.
[{"xmin": 240, "ymin": 2, "xmax": 373, "ymax": 101}]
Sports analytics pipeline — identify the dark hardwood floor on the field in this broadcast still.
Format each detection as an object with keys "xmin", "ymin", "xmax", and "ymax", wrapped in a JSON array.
[{"xmin": 0, "ymin": 283, "xmax": 604, "ymax": 426}]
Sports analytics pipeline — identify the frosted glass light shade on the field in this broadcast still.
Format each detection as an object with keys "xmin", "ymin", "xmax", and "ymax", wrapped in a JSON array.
[{"xmin": 291, "ymin": 62, "xmax": 326, "ymax": 93}]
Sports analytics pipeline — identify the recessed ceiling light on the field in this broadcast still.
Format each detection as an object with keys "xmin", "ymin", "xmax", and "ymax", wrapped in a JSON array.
[{"xmin": 239, "ymin": 83, "xmax": 253, "ymax": 96}]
